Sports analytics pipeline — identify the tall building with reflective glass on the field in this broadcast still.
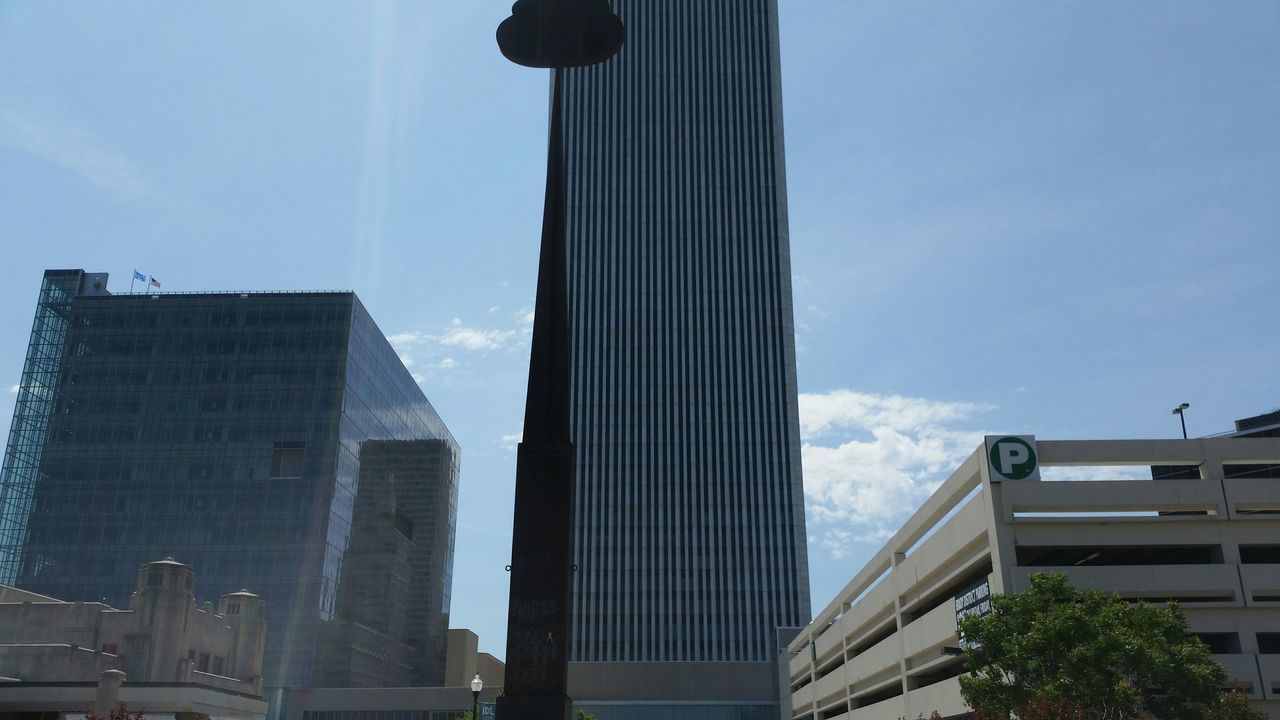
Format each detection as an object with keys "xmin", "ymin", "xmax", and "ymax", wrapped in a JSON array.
[
  {"xmin": 561, "ymin": 0, "xmax": 810, "ymax": 688},
  {"xmin": 0, "ymin": 269, "xmax": 459, "ymax": 689}
]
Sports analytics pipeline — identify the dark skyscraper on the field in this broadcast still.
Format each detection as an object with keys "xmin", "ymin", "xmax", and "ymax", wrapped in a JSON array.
[
  {"xmin": 0, "ymin": 269, "xmax": 459, "ymax": 689},
  {"xmin": 561, "ymin": 0, "xmax": 809, "ymax": 680}
]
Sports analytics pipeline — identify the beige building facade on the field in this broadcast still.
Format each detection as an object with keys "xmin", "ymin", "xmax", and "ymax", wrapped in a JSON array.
[
  {"xmin": 786, "ymin": 437, "xmax": 1280, "ymax": 720},
  {"xmin": 0, "ymin": 558, "xmax": 267, "ymax": 718},
  {"xmin": 443, "ymin": 628, "xmax": 504, "ymax": 689}
]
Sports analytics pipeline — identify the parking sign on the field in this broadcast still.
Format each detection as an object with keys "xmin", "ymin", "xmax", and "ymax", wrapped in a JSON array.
[{"xmin": 984, "ymin": 435, "xmax": 1040, "ymax": 482}]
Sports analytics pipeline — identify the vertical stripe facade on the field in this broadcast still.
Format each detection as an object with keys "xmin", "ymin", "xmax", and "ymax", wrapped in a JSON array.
[{"xmin": 562, "ymin": 0, "xmax": 811, "ymax": 663}]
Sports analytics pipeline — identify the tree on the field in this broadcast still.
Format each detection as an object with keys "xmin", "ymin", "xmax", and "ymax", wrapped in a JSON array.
[
  {"xmin": 957, "ymin": 573, "xmax": 1224, "ymax": 719},
  {"xmin": 976, "ymin": 696, "xmax": 1090, "ymax": 720},
  {"xmin": 1202, "ymin": 689, "xmax": 1267, "ymax": 720}
]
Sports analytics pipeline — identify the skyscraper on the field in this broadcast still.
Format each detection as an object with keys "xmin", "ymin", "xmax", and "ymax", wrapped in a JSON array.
[
  {"xmin": 0, "ymin": 269, "xmax": 459, "ymax": 689},
  {"xmin": 560, "ymin": 0, "xmax": 810, "ymax": 710}
]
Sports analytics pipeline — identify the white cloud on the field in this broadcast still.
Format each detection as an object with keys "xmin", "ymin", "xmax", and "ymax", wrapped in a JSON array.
[
  {"xmin": 386, "ymin": 331, "xmax": 423, "ymax": 346},
  {"xmin": 7, "ymin": 385, "xmax": 17, "ymax": 394},
  {"xmin": 387, "ymin": 309, "xmax": 530, "ymax": 385},
  {"xmin": 799, "ymin": 389, "xmax": 991, "ymax": 559},
  {"xmin": 803, "ymin": 427, "xmax": 982, "ymax": 523},
  {"xmin": 387, "ymin": 331, "xmax": 429, "ymax": 371},
  {"xmin": 819, "ymin": 529, "xmax": 854, "ymax": 559},
  {"xmin": 0, "ymin": 98, "xmax": 147, "ymax": 198},
  {"xmin": 500, "ymin": 432, "xmax": 522, "ymax": 450},
  {"xmin": 388, "ymin": 317, "xmax": 521, "ymax": 372},
  {"xmin": 439, "ymin": 327, "xmax": 516, "ymax": 351},
  {"xmin": 799, "ymin": 389, "xmax": 988, "ymax": 440},
  {"xmin": 516, "ymin": 309, "xmax": 536, "ymax": 341}
]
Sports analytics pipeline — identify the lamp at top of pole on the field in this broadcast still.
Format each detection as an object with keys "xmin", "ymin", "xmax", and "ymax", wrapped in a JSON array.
[{"xmin": 497, "ymin": 0, "xmax": 623, "ymax": 69}]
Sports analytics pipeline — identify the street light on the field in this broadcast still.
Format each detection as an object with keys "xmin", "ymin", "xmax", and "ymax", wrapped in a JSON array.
[
  {"xmin": 470, "ymin": 674, "xmax": 483, "ymax": 719},
  {"xmin": 495, "ymin": 4, "xmax": 622, "ymax": 720},
  {"xmin": 1172, "ymin": 403, "xmax": 1190, "ymax": 439}
]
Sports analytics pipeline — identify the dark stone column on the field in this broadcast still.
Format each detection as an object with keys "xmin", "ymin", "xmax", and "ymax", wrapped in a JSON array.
[
  {"xmin": 495, "ymin": 3, "xmax": 622, "ymax": 718},
  {"xmin": 498, "ymin": 75, "xmax": 577, "ymax": 718}
]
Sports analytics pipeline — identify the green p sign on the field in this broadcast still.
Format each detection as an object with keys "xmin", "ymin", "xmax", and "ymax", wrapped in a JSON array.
[{"xmin": 985, "ymin": 435, "xmax": 1039, "ymax": 481}]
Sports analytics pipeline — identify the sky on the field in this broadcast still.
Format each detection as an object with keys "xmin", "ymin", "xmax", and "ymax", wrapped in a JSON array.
[{"xmin": 1, "ymin": 1, "xmax": 1278, "ymax": 661}]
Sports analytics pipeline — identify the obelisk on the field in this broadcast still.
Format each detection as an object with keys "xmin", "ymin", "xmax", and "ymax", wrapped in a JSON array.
[{"xmin": 495, "ymin": 3, "xmax": 622, "ymax": 719}]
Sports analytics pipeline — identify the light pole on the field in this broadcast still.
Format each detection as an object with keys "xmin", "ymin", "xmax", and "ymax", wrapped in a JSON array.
[
  {"xmin": 471, "ymin": 674, "xmax": 484, "ymax": 719},
  {"xmin": 494, "ymin": 3, "xmax": 622, "ymax": 720},
  {"xmin": 1172, "ymin": 403, "xmax": 1190, "ymax": 439}
]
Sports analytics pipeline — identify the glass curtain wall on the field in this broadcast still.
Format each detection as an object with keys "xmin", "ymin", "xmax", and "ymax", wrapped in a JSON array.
[
  {"xmin": 1, "ymin": 277, "xmax": 459, "ymax": 688},
  {"xmin": 0, "ymin": 270, "xmax": 83, "ymax": 583}
]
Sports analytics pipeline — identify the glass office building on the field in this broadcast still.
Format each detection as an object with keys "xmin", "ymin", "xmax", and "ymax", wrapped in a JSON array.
[
  {"xmin": 561, "ymin": 0, "xmax": 810, "ymax": 673},
  {"xmin": 0, "ymin": 269, "xmax": 459, "ymax": 688}
]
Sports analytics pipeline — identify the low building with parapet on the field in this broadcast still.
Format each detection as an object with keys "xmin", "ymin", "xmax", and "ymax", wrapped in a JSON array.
[{"xmin": 0, "ymin": 557, "xmax": 266, "ymax": 718}]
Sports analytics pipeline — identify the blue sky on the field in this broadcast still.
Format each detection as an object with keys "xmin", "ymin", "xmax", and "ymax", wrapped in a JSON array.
[{"xmin": 1, "ymin": 1, "xmax": 1277, "ymax": 660}]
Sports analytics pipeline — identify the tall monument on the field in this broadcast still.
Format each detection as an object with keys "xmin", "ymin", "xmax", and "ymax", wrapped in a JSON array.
[{"xmin": 495, "ymin": 3, "xmax": 623, "ymax": 719}]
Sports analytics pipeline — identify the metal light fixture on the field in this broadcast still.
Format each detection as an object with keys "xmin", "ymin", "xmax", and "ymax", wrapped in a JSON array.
[
  {"xmin": 497, "ymin": 0, "xmax": 623, "ymax": 68},
  {"xmin": 471, "ymin": 674, "xmax": 484, "ymax": 719},
  {"xmin": 494, "ymin": 3, "xmax": 623, "ymax": 719},
  {"xmin": 1172, "ymin": 402, "xmax": 1190, "ymax": 439}
]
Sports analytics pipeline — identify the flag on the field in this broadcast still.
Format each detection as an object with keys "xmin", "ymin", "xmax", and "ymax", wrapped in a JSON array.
[
  {"xmin": 149, "ymin": 277, "xmax": 161, "ymax": 289},
  {"xmin": 132, "ymin": 270, "xmax": 146, "ymax": 283}
]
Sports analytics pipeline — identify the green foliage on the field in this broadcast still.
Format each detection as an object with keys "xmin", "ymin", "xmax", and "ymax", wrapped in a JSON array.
[
  {"xmin": 957, "ymin": 573, "xmax": 1224, "ymax": 719},
  {"xmin": 1202, "ymin": 689, "xmax": 1268, "ymax": 720},
  {"xmin": 975, "ymin": 696, "xmax": 1090, "ymax": 720},
  {"xmin": 576, "ymin": 711, "xmax": 598, "ymax": 720}
]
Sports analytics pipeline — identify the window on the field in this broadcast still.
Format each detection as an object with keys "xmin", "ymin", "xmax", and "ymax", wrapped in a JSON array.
[
  {"xmin": 271, "ymin": 441, "xmax": 305, "ymax": 479},
  {"xmin": 1259, "ymin": 633, "xmax": 1280, "ymax": 654},
  {"xmin": 102, "ymin": 643, "xmax": 118, "ymax": 655},
  {"xmin": 1016, "ymin": 545, "xmax": 1222, "ymax": 566},
  {"xmin": 1194, "ymin": 632, "xmax": 1241, "ymax": 654},
  {"xmin": 1240, "ymin": 545, "xmax": 1280, "ymax": 564},
  {"xmin": 198, "ymin": 652, "xmax": 210, "ymax": 672},
  {"xmin": 212, "ymin": 656, "xmax": 224, "ymax": 675}
]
